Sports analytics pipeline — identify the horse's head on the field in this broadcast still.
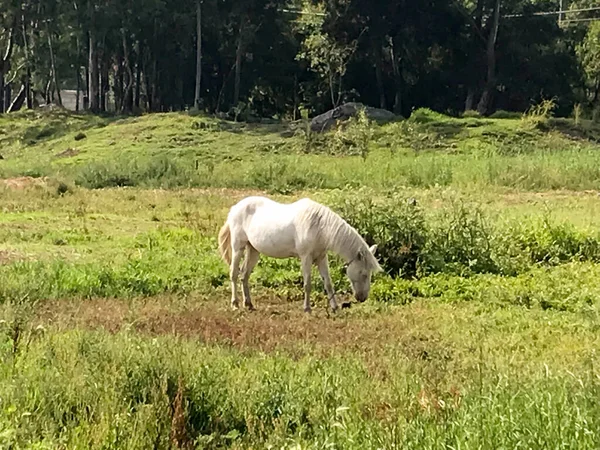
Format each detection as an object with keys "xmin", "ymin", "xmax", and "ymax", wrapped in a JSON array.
[{"xmin": 346, "ymin": 244, "xmax": 380, "ymax": 303}]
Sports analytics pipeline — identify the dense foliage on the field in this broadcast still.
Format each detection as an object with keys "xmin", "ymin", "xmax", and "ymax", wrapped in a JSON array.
[{"xmin": 1, "ymin": 0, "xmax": 600, "ymax": 118}]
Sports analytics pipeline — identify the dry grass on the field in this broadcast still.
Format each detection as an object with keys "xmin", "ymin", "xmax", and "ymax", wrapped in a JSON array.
[{"xmin": 32, "ymin": 295, "xmax": 600, "ymax": 373}]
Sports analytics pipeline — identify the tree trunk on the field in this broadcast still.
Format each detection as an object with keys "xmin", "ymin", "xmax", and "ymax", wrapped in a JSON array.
[
  {"xmin": 373, "ymin": 42, "xmax": 386, "ymax": 110},
  {"xmin": 144, "ymin": 64, "xmax": 151, "ymax": 111},
  {"xmin": 21, "ymin": 16, "xmax": 33, "ymax": 110},
  {"xmin": 0, "ymin": 22, "xmax": 15, "ymax": 113},
  {"xmin": 47, "ymin": 27, "xmax": 62, "ymax": 107},
  {"xmin": 151, "ymin": 56, "xmax": 159, "ymax": 111},
  {"xmin": 89, "ymin": 30, "xmax": 100, "ymax": 111},
  {"xmin": 477, "ymin": 0, "xmax": 501, "ymax": 116},
  {"xmin": 217, "ymin": 62, "xmax": 235, "ymax": 112},
  {"xmin": 465, "ymin": 87, "xmax": 476, "ymax": 111},
  {"xmin": 121, "ymin": 31, "xmax": 134, "ymax": 114},
  {"xmin": 76, "ymin": 67, "xmax": 81, "ymax": 111},
  {"xmin": 4, "ymin": 84, "xmax": 11, "ymax": 110},
  {"xmin": 7, "ymin": 84, "xmax": 25, "ymax": 112},
  {"xmin": 75, "ymin": 36, "xmax": 81, "ymax": 111},
  {"xmin": 114, "ymin": 51, "xmax": 124, "ymax": 111},
  {"xmin": 134, "ymin": 44, "xmax": 141, "ymax": 109},
  {"xmin": 293, "ymin": 74, "xmax": 299, "ymax": 120},
  {"xmin": 45, "ymin": 76, "xmax": 52, "ymax": 103},
  {"xmin": 389, "ymin": 38, "xmax": 402, "ymax": 116},
  {"xmin": 464, "ymin": 0, "xmax": 485, "ymax": 111},
  {"xmin": 100, "ymin": 55, "xmax": 109, "ymax": 112},
  {"xmin": 0, "ymin": 74, "xmax": 4, "ymax": 113},
  {"xmin": 233, "ymin": 19, "xmax": 245, "ymax": 107},
  {"xmin": 328, "ymin": 70, "xmax": 338, "ymax": 108},
  {"xmin": 194, "ymin": 0, "xmax": 203, "ymax": 110},
  {"xmin": 25, "ymin": 68, "xmax": 32, "ymax": 109}
]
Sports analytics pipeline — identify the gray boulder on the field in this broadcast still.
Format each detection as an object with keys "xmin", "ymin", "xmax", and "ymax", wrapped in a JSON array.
[{"xmin": 310, "ymin": 102, "xmax": 398, "ymax": 133}]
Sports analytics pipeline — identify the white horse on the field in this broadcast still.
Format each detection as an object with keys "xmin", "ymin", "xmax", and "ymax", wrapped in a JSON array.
[{"xmin": 218, "ymin": 196, "xmax": 382, "ymax": 312}]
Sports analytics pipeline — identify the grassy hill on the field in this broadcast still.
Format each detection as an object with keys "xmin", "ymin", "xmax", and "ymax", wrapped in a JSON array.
[{"xmin": 3, "ymin": 108, "xmax": 600, "ymax": 192}]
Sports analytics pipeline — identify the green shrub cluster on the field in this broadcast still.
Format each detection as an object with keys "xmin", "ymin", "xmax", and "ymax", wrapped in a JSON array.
[{"xmin": 328, "ymin": 190, "xmax": 600, "ymax": 278}]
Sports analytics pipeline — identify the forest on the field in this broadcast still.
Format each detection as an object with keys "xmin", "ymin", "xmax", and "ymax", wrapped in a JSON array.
[{"xmin": 1, "ymin": 0, "xmax": 600, "ymax": 119}]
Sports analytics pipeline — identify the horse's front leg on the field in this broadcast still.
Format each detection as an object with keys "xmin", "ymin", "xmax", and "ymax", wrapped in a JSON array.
[
  {"xmin": 317, "ymin": 256, "xmax": 338, "ymax": 312},
  {"xmin": 301, "ymin": 256, "xmax": 312, "ymax": 313}
]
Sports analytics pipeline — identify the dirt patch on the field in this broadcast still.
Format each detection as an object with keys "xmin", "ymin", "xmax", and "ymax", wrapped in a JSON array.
[
  {"xmin": 0, "ymin": 249, "xmax": 26, "ymax": 265},
  {"xmin": 54, "ymin": 148, "xmax": 80, "ymax": 159},
  {"xmin": 34, "ymin": 295, "xmax": 444, "ymax": 357},
  {"xmin": 1, "ymin": 177, "xmax": 48, "ymax": 190}
]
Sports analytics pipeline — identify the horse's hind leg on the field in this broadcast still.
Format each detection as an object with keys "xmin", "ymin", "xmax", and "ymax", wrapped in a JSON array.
[
  {"xmin": 241, "ymin": 245, "xmax": 260, "ymax": 310},
  {"xmin": 229, "ymin": 245, "xmax": 245, "ymax": 310},
  {"xmin": 317, "ymin": 256, "xmax": 338, "ymax": 312}
]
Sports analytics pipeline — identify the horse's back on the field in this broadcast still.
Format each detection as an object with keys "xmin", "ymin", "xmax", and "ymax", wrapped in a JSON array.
[
  {"xmin": 228, "ymin": 196, "xmax": 271, "ymax": 219},
  {"xmin": 226, "ymin": 196, "xmax": 323, "ymax": 258}
]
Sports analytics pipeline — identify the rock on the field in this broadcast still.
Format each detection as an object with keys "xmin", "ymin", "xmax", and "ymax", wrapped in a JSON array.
[{"xmin": 310, "ymin": 102, "xmax": 398, "ymax": 133}]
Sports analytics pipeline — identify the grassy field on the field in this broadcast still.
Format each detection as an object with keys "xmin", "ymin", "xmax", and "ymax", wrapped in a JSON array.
[{"xmin": 1, "ymin": 109, "xmax": 600, "ymax": 448}]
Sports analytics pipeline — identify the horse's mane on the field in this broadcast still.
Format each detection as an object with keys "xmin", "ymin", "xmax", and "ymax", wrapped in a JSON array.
[{"xmin": 297, "ymin": 199, "xmax": 381, "ymax": 271}]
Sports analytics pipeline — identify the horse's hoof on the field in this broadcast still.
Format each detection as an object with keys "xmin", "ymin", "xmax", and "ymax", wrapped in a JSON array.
[
  {"xmin": 341, "ymin": 302, "xmax": 351, "ymax": 309},
  {"xmin": 245, "ymin": 303, "xmax": 255, "ymax": 311},
  {"xmin": 231, "ymin": 302, "xmax": 240, "ymax": 310},
  {"xmin": 304, "ymin": 307, "xmax": 312, "ymax": 314}
]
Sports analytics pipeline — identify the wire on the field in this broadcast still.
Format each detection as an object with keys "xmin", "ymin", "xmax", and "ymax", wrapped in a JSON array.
[
  {"xmin": 503, "ymin": 6, "xmax": 600, "ymax": 18},
  {"xmin": 279, "ymin": 8, "xmax": 326, "ymax": 17},
  {"xmin": 280, "ymin": 5, "xmax": 600, "ymax": 23},
  {"xmin": 561, "ymin": 17, "xmax": 600, "ymax": 24}
]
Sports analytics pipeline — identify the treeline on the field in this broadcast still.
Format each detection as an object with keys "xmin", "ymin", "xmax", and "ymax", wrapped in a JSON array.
[{"xmin": 1, "ymin": 0, "xmax": 600, "ymax": 118}]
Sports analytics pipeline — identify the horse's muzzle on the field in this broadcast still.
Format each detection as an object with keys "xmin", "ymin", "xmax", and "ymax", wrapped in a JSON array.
[{"xmin": 355, "ymin": 294, "xmax": 367, "ymax": 303}]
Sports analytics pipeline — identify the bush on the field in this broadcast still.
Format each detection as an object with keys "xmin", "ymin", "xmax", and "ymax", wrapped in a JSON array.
[
  {"xmin": 327, "ymin": 191, "xmax": 600, "ymax": 279},
  {"xmin": 489, "ymin": 110, "xmax": 522, "ymax": 119},
  {"xmin": 425, "ymin": 201, "xmax": 497, "ymax": 275},
  {"xmin": 328, "ymin": 190, "xmax": 428, "ymax": 277},
  {"xmin": 295, "ymin": 107, "xmax": 374, "ymax": 159},
  {"xmin": 75, "ymin": 156, "xmax": 201, "ymax": 189},
  {"xmin": 521, "ymin": 98, "xmax": 558, "ymax": 130}
]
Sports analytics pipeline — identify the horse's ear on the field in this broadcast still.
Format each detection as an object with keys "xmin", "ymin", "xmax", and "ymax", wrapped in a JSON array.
[
  {"xmin": 356, "ymin": 249, "xmax": 364, "ymax": 261},
  {"xmin": 369, "ymin": 244, "xmax": 378, "ymax": 255}
]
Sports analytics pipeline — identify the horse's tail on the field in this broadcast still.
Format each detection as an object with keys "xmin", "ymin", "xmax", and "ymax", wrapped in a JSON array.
[{"xmin": 218, "ymin": 221, "xmax": 232, "ymax": 266}]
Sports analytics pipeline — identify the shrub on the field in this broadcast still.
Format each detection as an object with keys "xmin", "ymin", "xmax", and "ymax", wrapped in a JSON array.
[
  {"xmin": 328, "ymin": 191, "xmax": 600, "ymax": 279},
  {"xmin": 521, "ymin": 98, "xmax": 558, "ymax": 130},
  {"xmin": 489, "ymin": 110, "xmax": 522, "ymax": 119},
  {"xmin": 328, "ymin": 191, "xmax": 428, "ymax": 277}
]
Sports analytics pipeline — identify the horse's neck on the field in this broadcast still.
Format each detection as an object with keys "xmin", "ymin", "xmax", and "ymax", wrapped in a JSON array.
[{"xmin": 324, "ymin": 219, "xmax": 365, "ymax": 264}]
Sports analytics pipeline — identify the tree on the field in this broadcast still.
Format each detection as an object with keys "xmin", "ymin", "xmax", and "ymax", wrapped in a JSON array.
[
  {"xmin": 294, "ymin": 0, "xmax": 360, "ymax": 109},
  {"xmin": 477, "ymin": 0, "xmax": 501, "ymax": 115},
  {"xmin": 0, "ymin": 6, "xmax": 17, "ymax": 113},
  {"xmin": 578, "ymin": 22, "xmax": 600, "ymax": 108},
  {"xmin": 194, "ymin": 0, "xmax": 202, "ymax": 110}
]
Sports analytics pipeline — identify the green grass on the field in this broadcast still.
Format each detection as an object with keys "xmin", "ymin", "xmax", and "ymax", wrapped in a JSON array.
[
  {"xmin": 3, "ymin": 108, "xmax": 600, "ymax": 192},
  {"xmin": 3, "ymin": 109, "xmax": 600, "ymax": 447},
  {"xmin": 1, "ymin": 302, "xmax": 599, "ymax": 449}
]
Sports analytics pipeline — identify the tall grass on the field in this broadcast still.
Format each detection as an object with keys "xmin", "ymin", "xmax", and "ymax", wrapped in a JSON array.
[
  {"xmin": 60, "ymin": 147, "xmax": 600, "ymax": 193},
  {"xmin": 0, "ymin": 326, "xmax": 598, "ymax": 449}
]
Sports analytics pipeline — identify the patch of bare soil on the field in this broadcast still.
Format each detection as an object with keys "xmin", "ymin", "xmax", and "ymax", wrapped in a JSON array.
[
  {"xmin": 54, "ymin": 148, "xmax": 80, "ymax": 158},
  {"xmin": 0, "ymin": 249, "xmax": 26, "ymax": 265},
  {"xmin": 34, "ymin": 295, "xmax": 444, "ymax": 357},
  {"xmin": 1, "ymin": 177, "xmax": 48, "ymax": 190}
]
